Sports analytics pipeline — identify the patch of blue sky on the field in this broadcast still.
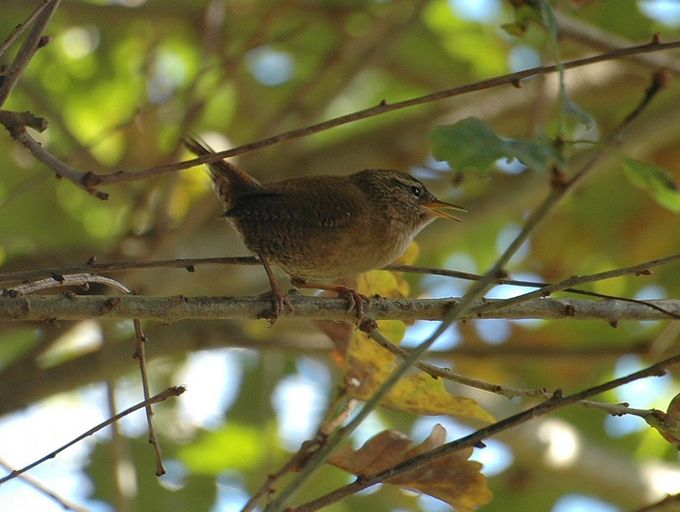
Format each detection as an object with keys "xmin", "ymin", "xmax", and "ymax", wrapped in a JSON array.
[
  {"xmin": 475, "ymin": 318, "xmax": 512, "ymax": 344},
  {"xmin": 0, "ymin": 384, "xmax": 111, "ymax": 511},
  {"xmin": 213, "ymin": 472, "xmax": 251, "ymax": 512},
  {"xmin": 246, "ymin": 46, "xmax": 295, "ymax": 86},
  {"xmin": 448, "ymin": 0, "xmax": 502, "ymax": 23},
  {"xmin": 176, "ymin": 349, "xmax": 243, "ymax": 429},
  {"xmin": 271, "ymin": 357, "xmax": 330, "ymax": 451},
  {"xmin": 612, "ymin": 355, "xmax": 673, "ymax": 409},
  {"xmin": 402, "ymin": 320, "xmax": 462, "ymax": 351},
  {"xmin": 509, "ymin": 44, "xmax": 542, "ymax": 72},
  {"xmin": 496, "ymin": 223, "xmax": 531, "ymax": 263},
  {"xmin": 552, "ymin": 493, "xmax": 620, "ymax": 512},
  {"xmin": 639, "ymin": 0, "xmax": 680, "ymax": 26}
]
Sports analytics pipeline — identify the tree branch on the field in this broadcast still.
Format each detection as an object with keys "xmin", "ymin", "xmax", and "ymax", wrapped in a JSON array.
[
  {"xmin": 0, "ymin": 0, "xmax": 62, "ymax": 107},
  {"xmin": 49, "ymin": 36, "xmax": 680, "ymax": 189},
  {"xmin": 0, "ymin": 110, "xmax": 110, "ymax": 199},
  {"xmin": 0, "ymin": 386, "xmax": 185, "ymax": 484},
  {"xmin": 0, "ymin": 456, "xmax": 89, "ymax": 512},
  {"xmin": 1, "ymin": 294, "xmax": 680, "ymax": 322}
]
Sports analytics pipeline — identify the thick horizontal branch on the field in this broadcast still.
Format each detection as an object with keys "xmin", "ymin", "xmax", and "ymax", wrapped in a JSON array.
[{"xmin": 1, "ymin": 294, "xmax": 679, "ymax": 322}]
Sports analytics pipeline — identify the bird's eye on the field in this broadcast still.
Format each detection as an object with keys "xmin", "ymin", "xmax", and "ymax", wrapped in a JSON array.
[{"xmin": 410, "ymin": 185, "xmax": 422, "ymax": 197}]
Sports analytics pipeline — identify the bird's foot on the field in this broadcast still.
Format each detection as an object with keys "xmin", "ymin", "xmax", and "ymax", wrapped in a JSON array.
[
  {"xmin": 334, "ymin": 286, "xmax": 370, "ymax": 323},
  {"xmin": 291, "ymin": 278, "xmax": 369, "ymax": 324},
  {"xmin": 258, "ymin": 286, "xmax": 294, "ymax": 324}
]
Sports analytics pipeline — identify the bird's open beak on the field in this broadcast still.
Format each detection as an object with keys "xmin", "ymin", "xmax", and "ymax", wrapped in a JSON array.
[{"xmin": 424, "ymin": 199, "xmax": 467, "ymax": 222}]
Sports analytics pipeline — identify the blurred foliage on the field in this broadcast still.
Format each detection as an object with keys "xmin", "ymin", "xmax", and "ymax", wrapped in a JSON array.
[{"xmin": 1, "ymin": 0, "xmax": 680, "ymax": 511}]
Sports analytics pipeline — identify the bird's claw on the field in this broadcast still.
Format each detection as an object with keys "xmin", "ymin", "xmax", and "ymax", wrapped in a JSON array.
[
  {"xmin": 335, "ymin": 286, "xmax": 370, "ymax": 324},
  {"xmin": 258, "ymin": 288, "xmax": 294, "ymax": 324}
]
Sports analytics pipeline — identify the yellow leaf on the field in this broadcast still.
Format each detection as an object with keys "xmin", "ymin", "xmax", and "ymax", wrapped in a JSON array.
[
  {"xmin": 329, "ymin": 424, "xmax": 492, "ymax": 511},
  {"xmin": 387, "ymin": 372, "xmax": 495, "ymax": 423},
  {"xmin": 356, "ymin": 269, "xmax": 408, "ymax": 297},
  {"xmin": 395, "ymin": 240, "xmax": 421, "ymax": 265},
  {"xmin": 347, "ymin": 330, "xmax": 494, "ymax": 423}
]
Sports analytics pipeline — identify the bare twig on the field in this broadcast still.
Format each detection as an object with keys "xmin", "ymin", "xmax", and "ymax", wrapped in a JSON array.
[
  {"xmin": 243, "ymin": 391, "xmax": 359, "ymax": 512},
  {"xmin": 0, "ymin": 0, "xmax": 62, "ymax": 107},
  {"xmin": 0, "ymin": 386, "xmax": 185, "ymax": 485},
  {"xmin": 8, "ymin": 272, "xmax": 132, "ymax": 295},
  {"xmin": 472, "ymin": 250, "xmax": 680, "ymax": 317},
  {"xmin": 366, "ymin": 323, "xmax": 659, "ymax": 414},
  {"xmin": 363, "ymin": 323, "xmax": 548, "ymax": 398},
  {"xmin": 0, "ymin": 255, "xmax": 259, "ymax": 286},
  {"xmin": 0, "ymin": 1, "xmax": 52, "ymax": 59},
  {"xmin": 291, "ymin": 353, "xmax": 680, "ymax": 512},
  {"xmin": 241, "ymin": 440, "xmax": 326, "ymax": 512},
  {"xmin": 0, "ymin": 111, "xmax": 109, "ymax": 200},
  {"xmin": 132, "ymin": 319, "xmax": 165, "ymax": 476},
  {"xmin": 555, "ymin": 11, "xmax": 680, "ymax": 74},
  {"xmin": 69, "ymin": 36, "xmax": 680, "ymax": 188},
  {"xmin": 0, "ymin": 456, "xmax": 90, "ymax": 512}
]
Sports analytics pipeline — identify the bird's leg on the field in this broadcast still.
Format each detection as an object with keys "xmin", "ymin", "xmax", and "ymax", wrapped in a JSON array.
[
  {"xmin": 258, "ymin": 253, "xmax": 294, "ymax": 323},
  {"xmin": 291, "ymin": 277, "xmax": 369, "ymax": 323}
]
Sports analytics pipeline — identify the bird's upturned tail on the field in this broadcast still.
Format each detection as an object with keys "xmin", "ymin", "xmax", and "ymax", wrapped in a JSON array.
[{"xmin": 183, "ymin": 137, "xmax": 261, "ymax": 209}]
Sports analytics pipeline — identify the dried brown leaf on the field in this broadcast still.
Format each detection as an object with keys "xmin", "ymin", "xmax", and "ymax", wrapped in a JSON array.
[{"xmin": 330, "ymin": 424, "xmax": 492, "ymax": 511}]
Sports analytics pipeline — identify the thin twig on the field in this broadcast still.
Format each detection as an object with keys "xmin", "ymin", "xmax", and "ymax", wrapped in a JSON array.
[
  {"xmin": 0, "ymin": 386, "xmax": 185, "ymax": 485},
  {"xmin": 291, "ymin": 353, "xmax": 680, "ymax": 512},
  {"xmin": 472, "ymin": 249, "xmax": 680, "ymax": 317},
  {"xmin": 366, "ymin": 323, "xmax": 657, "ymax": 413},
  {"xmin": 241, "ymin": 440, "xmax": 325, "ymax": 512},
  {"xmin": 0, "ymin": 0, "xmax": 62, "ymax": 107},
  {"xmin": 242, "ymin": 391, "xmax": 358, "ymax": 512},
  {"xmin": 364, "ymin": 324, "xmax": 547, "ymax": 398},
  {"xmin": 0, "ymin": 456, "xmax": 90, "ymax": 512},
  {"xmin": 555, "ymin": 11, "xmax": 680, "ymax": 74},
  {"xmin": 75, "ymin": 36, "xmax": 680, "ymax": 187},
  {"xmin": 0, "ymin": 113, "xmax": 109, "ymax": 200},
  {"xmin": 0, "ymin": 1, "xmax": 51, "ymax": 59},
  {"xmin": 8, "ymin": 272, "xmax": 132, "ymax": 295},
  {"xmin": 0, "ymin": 255, "xmax": 259, "ymax": 286},
  {"xmin": 133, "ymin": 319, "xmax": 166, "ymax": 476}
]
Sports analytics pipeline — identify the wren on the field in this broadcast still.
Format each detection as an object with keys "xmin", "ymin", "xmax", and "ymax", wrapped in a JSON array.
[{"xmin": 184, "ymin": 138, "xmax": 464, "ymax": 321}]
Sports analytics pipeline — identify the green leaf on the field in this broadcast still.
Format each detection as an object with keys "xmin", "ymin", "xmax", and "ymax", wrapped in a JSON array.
[
  {"xmin": 431, "ymin": 117, "xmax": 560, "ymax": 173},
  {"xmin": 504, "ymin": 137, "xmax": 561, "ymax": 173},
  {"xmin": 623, "ymin": 158, "xmax": 680, "ymax": 213},
  {"xmin": 431, "ymin": 118, "xmax": 505, "ymax": 174},
  {"xmin": 178, "ymin": 423, "xmax": 272, "ymax": 474}
]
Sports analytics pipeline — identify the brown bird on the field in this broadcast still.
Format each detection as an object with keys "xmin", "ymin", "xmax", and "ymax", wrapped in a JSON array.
[{"xmin": 184, "ymin": 138, "xmax": 464, "ymax": 322}]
